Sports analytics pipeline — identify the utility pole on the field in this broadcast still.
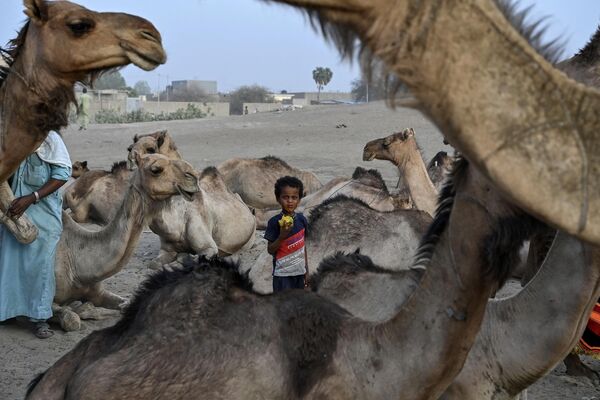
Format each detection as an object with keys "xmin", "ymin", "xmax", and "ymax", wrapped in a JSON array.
[
  {"xmin": 366, "ymin": 81, "xmax": 369, "ymax": 103},
  {"xmin": 156, "ymin": 74, "xmax": 160, "ymax": 106}
]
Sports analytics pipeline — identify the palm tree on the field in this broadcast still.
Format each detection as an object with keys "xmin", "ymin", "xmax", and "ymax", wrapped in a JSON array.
[{"xmin": 312, "ymin": 67, "xmax": 333, "ymax": 103}]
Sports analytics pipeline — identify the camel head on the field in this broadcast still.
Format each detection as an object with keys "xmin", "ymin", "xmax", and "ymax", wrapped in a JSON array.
[
  {"xmin": 127, "ymin": 130, "xmax": 179, "ymax": 169},
  {"xmin": 71, "ymin": 160, "xmax": 88, "ymax": 178},
  {"xmin": 133, "ymin": 153, "xmax": 199, "ymax": 202},
  {"xmin": 363, "ymin": 128, "xmax": 416, "ymax": 165},
  {"xmin": 13, "ymin": 0, "xmax": 166, "ymax": 86}
]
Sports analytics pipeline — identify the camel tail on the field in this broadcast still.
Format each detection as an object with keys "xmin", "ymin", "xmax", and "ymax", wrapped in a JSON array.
[{"xmin": 25, "ymin": 373, "xmax": 46, "ymax": 399}]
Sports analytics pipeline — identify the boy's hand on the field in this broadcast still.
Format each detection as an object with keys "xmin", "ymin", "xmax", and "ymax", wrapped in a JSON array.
[{"xmin": 279, "ymin": 222, "xmax": 293, "ymax": 238}]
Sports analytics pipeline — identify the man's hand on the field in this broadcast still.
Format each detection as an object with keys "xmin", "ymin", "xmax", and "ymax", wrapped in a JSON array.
[{"xmin": 7, "ymin": 194, "xmax": 35, "ymax": 219}]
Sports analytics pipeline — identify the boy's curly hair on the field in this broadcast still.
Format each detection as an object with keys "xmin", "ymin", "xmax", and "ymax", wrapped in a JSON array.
[{"xmin": 274, "ymin": 176, "xmax": 304, "ymax": 199}]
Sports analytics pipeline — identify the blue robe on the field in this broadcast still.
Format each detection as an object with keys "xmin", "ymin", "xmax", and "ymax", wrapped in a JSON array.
[{"xmin": 0, "ymin": 154, "xmax": 71, "ymax": 321}]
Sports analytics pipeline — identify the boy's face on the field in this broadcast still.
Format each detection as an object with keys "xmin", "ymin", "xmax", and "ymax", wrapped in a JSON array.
[{"xmin": 277, "ymin": 186, "xmax": 301, "ymax": 214}]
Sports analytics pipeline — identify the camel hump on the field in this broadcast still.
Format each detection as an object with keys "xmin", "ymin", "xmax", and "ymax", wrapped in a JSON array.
[
  {"xmin": 260, "ymin": 155, "xmax": 291, "ymax": 169},
  {"xmin": 351, "ymin": 167, "xmax": 389, "ymax": 193}
]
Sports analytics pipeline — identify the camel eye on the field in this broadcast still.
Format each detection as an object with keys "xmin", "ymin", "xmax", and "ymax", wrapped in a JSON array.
[
  {"xmin": 68, "ymin": 20, "xmax": 94, "ymax": 37},
  {"xmin": 146, "ymin": 147, "xmax": 156, "ymax": 154},
  {"xmin": 150, "ymin": 165, "xmax": 163, "ymax": 175}
]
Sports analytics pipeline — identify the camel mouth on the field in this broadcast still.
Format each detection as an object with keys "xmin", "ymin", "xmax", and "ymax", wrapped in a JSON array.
[
  {"xmin": 363, "ymin": 152, "xmax": 376, "ymax": 161},
  {"xmin": 176, "ymin": 185, "xmax": 196, "ymax": 202},
  {"xmin": 121, "ymin": 42, "xmax": 166, "ymax": 71}
]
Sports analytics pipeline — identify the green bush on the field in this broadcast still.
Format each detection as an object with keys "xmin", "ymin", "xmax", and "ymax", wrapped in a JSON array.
[{"xmin": 94, "ymin": 104, "xmax": 208, "ymax": 124}]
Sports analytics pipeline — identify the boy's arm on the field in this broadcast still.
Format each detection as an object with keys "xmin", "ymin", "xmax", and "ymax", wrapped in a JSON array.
[{"xmin": 267, "ymin": 223, "xmax": 293, "ymax": 254}]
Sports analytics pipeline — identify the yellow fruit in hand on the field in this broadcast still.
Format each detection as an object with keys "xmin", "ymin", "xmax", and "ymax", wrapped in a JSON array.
[{"xmin": 278, "ymin": 215, "xmax": 294, "ymax": 227}]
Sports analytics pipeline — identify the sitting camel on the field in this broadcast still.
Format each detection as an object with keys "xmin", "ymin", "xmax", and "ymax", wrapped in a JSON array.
[
  {"xmin": 363, "ymin": 128, "xmax": 440, "ymax": 217},
  {"xmin": 253, "ymin": 167, "xmax": 404, "ymax": 229},
  {"xmin": 127, "ymin": 132, "xmax": 256, "ymax": 269},
  {"xmin": 0, "ymin": 0, "xmax": 165, "ymax": 244},
  {"xmin": 246, "ymin": 195, "xmax": 431, "ymax": 293},
  {"xmin": 53, "ymin": 153, "xmax": 199, "ymax": 331},
  {"xmin": 217, "ymin": 156, "xmax": 323, "ymax": 209},
  {"xmin": 63, "ymin": 161, "xmax": 131, "ymax": 224},
  {"xmin": 59, "ymin": 160, "xmax": 89, "ymax": 200}
]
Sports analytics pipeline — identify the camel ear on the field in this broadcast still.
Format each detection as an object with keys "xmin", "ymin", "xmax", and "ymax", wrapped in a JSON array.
[
  {"xmin": 156, "ymin": 131, "xmax": 166, "ymax": 149},
  {"xmin": 23, "ymin": 0, "xmax": 48, "ymax": 24},
  {"xmin": 133, "ymin": 134, "xmax": 139, "ymax": 143},
  {"xmin": 81, "ymin": 161, "xmax": 88, "ymax": 168},
  {"xmin": 407, "ymin": 128, "xmax": 415, "ymax": 137}
]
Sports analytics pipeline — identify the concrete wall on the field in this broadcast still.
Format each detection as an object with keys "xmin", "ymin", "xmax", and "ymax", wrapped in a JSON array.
[
  {"xmin": 142, "ymin": 101, "xmax": 229, "ymax": 117},
  {"xmin": 243, "ymin": 102, "xmax": 283, "ymax": 113}
]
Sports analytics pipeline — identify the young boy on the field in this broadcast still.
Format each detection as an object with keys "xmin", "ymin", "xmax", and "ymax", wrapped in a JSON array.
[{"xmin": 264, "ymin": 176, "xmax": 309, "ymax": 293}]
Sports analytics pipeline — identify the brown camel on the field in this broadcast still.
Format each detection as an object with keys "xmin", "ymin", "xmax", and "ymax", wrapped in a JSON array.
[
  {"xmin": 53, "ymin": 153, "xmax": 199, "ymax": 331},
  {"xmin": 26, "ymin": 156, "xmax": 538, "ymax": 399},
  {"xmin": 253, "ymin": 167, "xmax": 403, "ymax": 229},
  {"xmin": 247, "ymin": 195, "xmax": 431, "ymax": 293},
  {"xmin": 63, "ymin": 161, "xmax": 131, "ymax": 224},
  {"xmin": 363, "ymin": 128, "xmax": 439, "ymax": 217},
  {"xmin": 127, "ymin": 131, "xmax": 256, "ymax": 268},
  {"xmin": 59, "ymin": 160, "xmax": 89, "ymax": 203},
  {"xmin": 217, "ymin": 156, "xmax": 323, "ymax": 209},
  {"xmin": 0, "ymin": 0, "xmax": 165, "ymax": 243}
]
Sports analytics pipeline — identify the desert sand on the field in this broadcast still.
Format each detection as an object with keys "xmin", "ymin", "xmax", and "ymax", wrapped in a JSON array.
[{"xmin": 0, "ymin": 101, "xmax": 598, "ymax": 399}]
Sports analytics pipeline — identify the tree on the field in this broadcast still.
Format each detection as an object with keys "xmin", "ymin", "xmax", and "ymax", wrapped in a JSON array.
[
  {"xmin": 94, "ymin": 71, "xmax": 127, "ymax": 90},
  {"xmin": 169, "ymin": 86, "xmax": 210, "ymax": 102},
  {"xmin": 228, "ymin": 85, "xmax": 274, "ymax": 115},
  {"xmin": 134, "ymin": 80, "xmax": 153, "ymax": 97},
  {"xmin": 312, "ymin": 67, "xmax": 333, "ymax": 103}
]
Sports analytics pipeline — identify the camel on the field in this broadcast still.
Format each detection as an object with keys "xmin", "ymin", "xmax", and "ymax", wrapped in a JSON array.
[
  {"xmin": 363, "ymin": 128, "xmax": 439, "ymax": 217},
  {"xmin": 63, "ymin": 161, "xmax": 131, "ymax": 224},
  {"xmin": 427, "ymin": 151, "xmax": 453, "ymax": 192},
  {"xmin": 146, "ymin": 166, "xmax": 256, "ymax": 269},
  {"xmin": 126, "ymin": 131, "xmax": 256, "ymax": 269},
  {"xmin": 247, "ymin": 195, "xmax": 431, "ymax": 293},
  {"xmin": 53, "ymin": 153, "xmax": 199, "ymax": 331},
  {"xmin": 217, "ymin": 156, "xmax": 323, "ymax": 209},
  {"xmin": 126, "ymin": 130, "xmax": 182, "ymax": 169},
  {"xmin": 0, "ymin": 0, "xmax": 165, "ymax": 243},
  {"xmin": 253, "ymin": 167, "xmax": 403, "ymax": 229},
  {"xmin": 59, "ymin": 160, "xmax": 89, "ymax": 200},
  {"xmin": 312, "ymin": 228, "xmax": 600, "ymax": 399}
]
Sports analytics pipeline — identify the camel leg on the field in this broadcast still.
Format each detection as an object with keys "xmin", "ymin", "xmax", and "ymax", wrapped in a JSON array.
[
  {"xmin": 51, "ymin": 303, "xmax": 81, "ymax": 332},
  {"xmin": 73, "ymin": 301, "xmax": 121, "ymax": 320},
  {"xmin": 87, "ymin": 284, "xmax": 127, "ymax": 310},
  {"xmin": 564, "ymin": 353, "xmax": 600, "ymax": 383},
  {"xmin": 0, "ymin": 181, "xmax": 38, "ymax": 244},
  {"xmin": 149, "ymin": 248, "xmax": 178, "ymax": 270}
]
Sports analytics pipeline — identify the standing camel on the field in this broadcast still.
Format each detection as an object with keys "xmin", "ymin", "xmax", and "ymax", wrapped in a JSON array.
[
  {"xmin": 0, "ymin": 0, "xmax": 165, "ymax": 243},
  {"xmin": 218, "ymin": 156, "xmax": 323, "ymax": 209}
]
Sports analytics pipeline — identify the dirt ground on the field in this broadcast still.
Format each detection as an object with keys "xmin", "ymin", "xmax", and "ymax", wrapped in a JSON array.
[{"xmin": 1, "ymin": 101, "xmax": 598, "ymax": 399}]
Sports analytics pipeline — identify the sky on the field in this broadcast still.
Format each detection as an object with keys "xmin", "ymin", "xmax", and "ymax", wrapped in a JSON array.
[{"xmin": 1, "ymin": 1, "xmax": 599, "ymax": 94}]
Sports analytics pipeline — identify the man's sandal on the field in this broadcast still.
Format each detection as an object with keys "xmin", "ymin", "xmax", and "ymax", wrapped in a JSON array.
[{"xmin": 33, "ymin": 322, "xmax": 54, "ymax": 339}]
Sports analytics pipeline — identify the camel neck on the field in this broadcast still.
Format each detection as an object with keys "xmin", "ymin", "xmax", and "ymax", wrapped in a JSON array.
[
  {"xmin": 69, "ymin": 179, "xmax": 149, "ymax": 284},
  {"xmin": 369, "ymin": 174, "xmax": 500, "ymax": 398},
  {"xmin": 476, "ymin": 233, "xmax": 600, "ymax": 391},
  {"xmin": 0, "ymin": 58, "xmax": 72, "ymax": 182},
  {"xmin": 393, "ymin": 142, "xmax": 438, "ymax": 217}
]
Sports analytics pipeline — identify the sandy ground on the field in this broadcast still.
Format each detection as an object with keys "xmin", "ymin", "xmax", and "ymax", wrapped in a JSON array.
[{"xmin": 1, "ymin": 101, "xmax": 598, "ymax": 399}]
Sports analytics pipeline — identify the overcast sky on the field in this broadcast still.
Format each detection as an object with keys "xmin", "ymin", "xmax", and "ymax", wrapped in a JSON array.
[{"xmin": 1, "ymin": 1, "xmax": 599, "ymax": 93}]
